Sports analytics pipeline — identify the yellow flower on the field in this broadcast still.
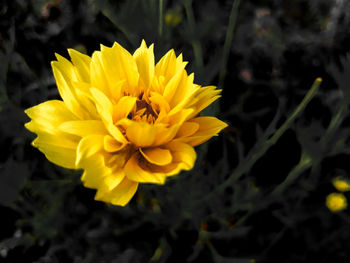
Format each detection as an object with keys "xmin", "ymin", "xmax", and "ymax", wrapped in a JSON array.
[
  {"xmin": 332, "ymin": 177, "xmax": 350, "ymax": 192},
  {"xmin": 25, "ymin": 40, "xmax": 227, "ymax": 206},
  {"xmin": 326, "ymin": 193, "xmax": 347, "ymax": 212},
  {"xmin": 165, "ymin": 10, "xmax": 182, "ymax": 27}
]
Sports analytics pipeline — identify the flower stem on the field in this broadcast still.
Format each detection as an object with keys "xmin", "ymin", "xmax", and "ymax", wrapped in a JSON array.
[
  {"xmin": 218, "ymin": 0, "xmax": 241, "ymax": 88},
  {"xmin": 225, "ymin": 78, "xmax": 321, "ymax": 186},
  {"xmin": 269, "ymin": 78, "xmax": 322, "ymax": 145},
  {"xmin": 196, "ymin": 78, "xmax": 322, "ymax": 204},
  {"xmin": 320, "ymin": 100, "xmax": 348, "ymax": 146},
  {"xmin": 158, "ymin": 0, "xmax": 164, "ymax": 37},
  {"xmin": 184, "ymin": 0, "xmax": 204, "ymax": 75},
  {"xmin": 270, "ymin": 151, "xmax": 312, "ymax": 197}
]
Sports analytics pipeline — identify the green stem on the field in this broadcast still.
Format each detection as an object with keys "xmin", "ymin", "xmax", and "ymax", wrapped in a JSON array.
[
  {"xmin": 270, "ymin": 151, "xmax": 312, "ymax": 196},
  {"xmin": 192, "ymin": 41, "xmax": 204, "ymax": 74},
  {"xmin": 184, "ymin": 0, "xmax": 204, "ymax": 74},
  {"xmin": 269, "ymin": 79, "xmax": 322, "ymax": 145},
  {"xmin": 224, "ymin": 79, "xmax": 321, "ymax": 187},
  {"xmin": 272, "ymin": 78, "xmax": 350, "ymax": 197},
  {"xmin": 195, "ymin": 78, "xmax": 321, "ymax": 204},
  {"xmin": 158, "ymin": 0, "xmax": 164, "ymax": 37},
  {"xmin": 218, "ymin": 0, "xmax": 241, "ymax": 88},
  {"xmin": 320, "ymin": 101, "xmax": 348, "ymax": 146}
]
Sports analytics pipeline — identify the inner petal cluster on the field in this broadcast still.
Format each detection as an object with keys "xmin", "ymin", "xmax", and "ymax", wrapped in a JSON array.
[{"xmin": 131, "ymin": 96, "xmax": 159, "ymax": 123}]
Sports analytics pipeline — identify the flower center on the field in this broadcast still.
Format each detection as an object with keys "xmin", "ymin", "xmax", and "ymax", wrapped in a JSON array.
[{"xmin": 129, "ymin": 98, "xmax": 159, "ymax": 123}]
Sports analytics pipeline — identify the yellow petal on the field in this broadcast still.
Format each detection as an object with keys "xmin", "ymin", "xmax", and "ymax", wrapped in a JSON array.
[
  {"xmin": 25, "ymin": 100, "xmax": 79, "ymax": 169},
  {"xmin": 25, "ymin": 100, "xmax": 78, "ymax": 135},
  {"xmin": 53, "ymin": 65, "xmax": 97, "ymax": 119},
  {"xmin": 104, "ymin": 149, "xmax": 131, "ymax": 170},
  {"xmin": 100, "ymin": 42, "xmax": 139, "ymax": 95},
  {"xmin": 115, "ymin": 117, "xmax": 133, "ymax": 130},
  {"xmin": 152, "ymin": 109, "xmax": 194, "ymax": 146},
  {"xmin": 51, "ymin": 57, "xmax": 89, "ymax": 119},
  {"xmin": 140, "ymin": 147, "xmax": 172, "ymax": 166},
  {"xmin": 167, "ymin": 73, "xmax": 197, "ymax": 114},
  {"xmin": 126, "ymin": 121, "xmax": 161, "ymax": 147},
  {"xmin": 154, "ymin": 108, "xmax": 169, "ymax": 124},
  {"xmin": 166, "ymin": 141, "xmax": 196, "ymax": 171},
  {"xmin": 152, "ymin": 75, "xmax": 165, "ymax": 94},
  {"xmin": 191, "ymin": 116, "xmax": 228, "ymax": 135},
  {"xmin": 163, "ymin": 69, "xmax": 185, "ymax": 103},
  {"xmin": 182, "ymin": 117, "xmax": 228, "ymax": 146},
  {"xmin": 59, "ymin": 120, "xmax": 108, "ymax": 137},
  {"xmin": 102, "ymin": 169, "xmax": 125, "ymax": 191},
  {"xmin": 54, "ymin": 53, "xmax": 79, "ymax": 81},
  {"xmin": 133, "ymin": 40, "xmax": 155, "ymax": 88},
  {"xmin": 80, "ymin": 154, "xmax": 109, "ymax": 189},
  {"xmin": 90, "ymin": 87, "xmax": 113, "ymax": 121},
  {"xmin": 152, "ymin": 124, "xmax": 179, "ymax": 146},
  {"xmin": 168, "ymin": 108, "xmax": 194, "ymax": 126},
  {"xmin": 95, "ymin": 176, "xmax": 138, "ymax": 206},
  {"xmin": 186, "ymin": 86, "xmax": 221, "ymax": 119},
  {"xmin": 90, "ymin": 88, "xmax": 127, "ymax": 143},
  {"xmin": 80, "ymin": 153, "xmax": 125, "ymax": 192},
  {"xmin": 143, "ymin": 141, "xmax": 196, "ymax": 177},
  {"xmin": 90, "ymin": 51, "xmax": 111, "ymax": 97},
  {"xmin": 71, "ymin": 81, "xmax": 100, "ymax": 119},
  {"xmin": 155, "ymin": 50, "xmax": 188, "ymax": 88},
  {"xmin": 31, "ymin": 133, "xmax": 78, "ymax": 169},
  {"xmin": 51, "ymin": 61, "xmax": 86, "ymax": 119},
  {"xmin": 68, "ymin": 49, "xmax": 91, "ymax": 82},
  {"xmin": 104, "ymin": 135, "xmax": 125, "ymax": 152},
  {"xmin": 154, "ymin": 49, "xmax": 177, "ymax": 85},
  {"xmin": 149, "ymin": 92, "xmax": 170, "ymax": 113},
  {"xmin": 176, "ymin": 121, "xmax": 199, "ymax": 138},
  {"xmin": 113, "ymin": 96, "xmax": 137, "ymax": 122},
  {"xmin": 124, "ymin": 153, "xmax": 166, "ymax": 184},
  {"xmin": 76, "ymin": 134, "xmax": 105, "ymax": 167}
]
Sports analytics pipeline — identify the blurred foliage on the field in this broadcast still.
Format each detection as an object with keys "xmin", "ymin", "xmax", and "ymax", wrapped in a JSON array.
[{"xmin": 2, "ymin": 0, "xmax": 350, "ymax": 262}]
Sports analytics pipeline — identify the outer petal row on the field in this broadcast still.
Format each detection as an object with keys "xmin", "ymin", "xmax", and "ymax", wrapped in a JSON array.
[
  {"xmin": 133, "ymin": 40, "xmax": 155, "ymax": 89},
  {"xmin": 51, "ymin": 52, "xmax": 97, "ymax": 120},
  {"xmin": 97, "ymin": 42, "xmax": 139, "ymax": 97},
  {"xmin": 123, "ymin": 141, "xmax": 196, "ymax": 184},
  {"xmin": 79, "ymin": 153, "xmax": 138, "ymax": 206},
  {"xmin": 25, "ymin": 100, "xmax": 79, "ymax": 169},
  {"xmin": 179, "ymin": 116, "xmax": 228, "ymax": 146}
]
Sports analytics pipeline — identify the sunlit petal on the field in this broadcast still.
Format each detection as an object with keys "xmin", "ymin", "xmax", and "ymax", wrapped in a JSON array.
[
  {"xmin": 140, "ymin": 147, "xmax": 173, "ymax": 166},
  {"xmin": 95, "ymin": 177, "xmax": 138, "ymax": 206},
  {"xmin": 76, "ymin": 134, "xmax": 105, "ymax": 167},
  {"xmin": 181, "ymin": 117, "xmax": 228, "ymax": 146},
  {"xmin": 124, "ymin": 153, "xmax": 166, "ymax": 184},
  {"xmin": 133, "ymin": 40, "xmax": 155, "ymax": 88}
]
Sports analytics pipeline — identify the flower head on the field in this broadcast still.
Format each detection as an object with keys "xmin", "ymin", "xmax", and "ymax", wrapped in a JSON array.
[
  {"xmin": 25, "ymin": 40, "xmax": 227, "ymax": 206},
  {"xmin": 165, "ymin": 10, "xmax": 182, "ymax": 27},
  {"xmin": 326, "ymin": 193, "xmax": 347, "ymax": 212},
  {"xmin": 332, "ymin": 177, "xmax": 350, "ymax": 192}
]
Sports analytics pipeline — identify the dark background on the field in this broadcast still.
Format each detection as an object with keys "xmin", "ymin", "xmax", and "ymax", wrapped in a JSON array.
[{"xmin": 1, "ymin": 0, "xmax": 350, "ymax": 262}]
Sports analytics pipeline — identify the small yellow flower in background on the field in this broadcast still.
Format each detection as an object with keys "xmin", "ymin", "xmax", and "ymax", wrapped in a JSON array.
[
  {"xmin": 326, "ymin": 193, "xmax": 347, "ymax": 212},
  {"xmin": 332, "ymin": 177, "xmax": 350, "ymax": 192},
  {"xmin": 25, "ymin": 40, "xmax": 227, "ymax": 206},
  {"xmin": 165, "ymin": 10, "xmax": 182, "ymax": 27}
]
